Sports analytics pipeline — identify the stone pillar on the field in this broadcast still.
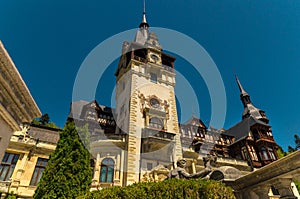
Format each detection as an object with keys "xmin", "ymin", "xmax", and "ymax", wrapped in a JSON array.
[
  {"xmin": 253, "ymin": 185, "xmax": 271, "ymax": 199},
  {"xmin": 92, "ymin": 154, "xmax": 101, "ymax": 188},
  {"xmin": 120, "ymin": 149, "xmax": 125, "ymax": 185},
  {"xmin": 114, "ymin": 153, "xmax": 121, "ymax": 185},
  {"xmin": 274, "ymin": 178, "xmax": 297, "ymax": 199},
  {"xmin": 14, "ymin": 153, "xmax": 28, "ymax": 181},
  {"xmin": 10, "ymin": 153, "xmax": 29, "ymax": 194},
  {"xmin": 191, "ymin": 160, "xmax": 196, "ymax": 174}
]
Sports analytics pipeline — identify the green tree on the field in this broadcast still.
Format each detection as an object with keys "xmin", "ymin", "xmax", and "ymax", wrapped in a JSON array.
[
  {"xmin": 40, "ymin": 113, "xmax": 50, "ymax": 125},
  {"xmin": 277, "ymin": 145, "xmax": 287, "ymax": 158},
  {"xmin": 33, "ymin": 120, "xmax": 92, "ymax": 199},
  {"xmin": 295, "ymin": 181, "xmax": 300, "ymax": 194},
  {"xmin": 294, "ymin": 134, "xmax": 300, "ymax": 150},
  {"xmin": 287, "ymin": 134, "xmax": 300, "ymax": 152},
  {"xmin": 31, "ymin": 113, "xmax": 59, "ymax": 129}
]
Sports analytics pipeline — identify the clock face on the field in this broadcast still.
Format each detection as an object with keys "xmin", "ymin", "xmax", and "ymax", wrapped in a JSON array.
[
  {"xmin": 150, "ymin": 98, "xmax": 160, "ymax": 108},
  {"xmin": 151, "ymin": 54, "xmax": 159, "ymax": 62}
]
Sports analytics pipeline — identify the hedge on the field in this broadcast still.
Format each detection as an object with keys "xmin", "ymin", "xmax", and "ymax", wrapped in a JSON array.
[{"xmin": 78, "ymin": 179, "xmax": 236, "ymax": 199}]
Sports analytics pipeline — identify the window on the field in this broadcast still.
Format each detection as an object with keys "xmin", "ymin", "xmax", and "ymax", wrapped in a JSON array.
[
  {"xmin": 247, "ymin": 145, "xmax": 258, "ymax": 161},
  {"xmin": 150, "ymin": 98, "xmax": 160, "ymax": 108},
  {"xmin": 150, "ymin": 73, "xmax": 157, "ymax": 83},
  {"xmin": 0, "ymin": 153, "xmax": 19, "ymax": 181},
  {"xmin": 241, "ymin": 147, "xmax": 249, "ymax": 160},
  {"xmin": 261, "ymin": 147, "xmax": 269, "ymax": 160},
  {"xmin": 100, "ymin": 158, "xmax": 114, "ymax": 183},
  {"xmin": 149, "ymin": 117, "xmax": 163, "ymax": 130},
  {"xmin": 267, "ymin": 147, "xmax": 276, "ymax": 160},
  {"xmin": 147, "ymin": 163, "xmax": 153, "ymax": 170},
  {"xmin": 30, "ymin": 158, "xmax": 48, "ymax": 186}
]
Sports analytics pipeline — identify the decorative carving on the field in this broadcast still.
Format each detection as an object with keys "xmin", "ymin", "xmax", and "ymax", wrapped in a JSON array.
[
  {"xmin": 141, "ymin": 164, "xmax": 170, "ymax": 182},
  {"xmin": 13, "ymin": 124, "xmax": 33, "ymax": 143},
  {"xmin": 163, "ymin": 100, "xmax": 170, "ymax": 119}
]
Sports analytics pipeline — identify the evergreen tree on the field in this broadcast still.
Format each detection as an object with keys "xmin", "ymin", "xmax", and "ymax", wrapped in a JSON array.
[
  {"xmin": 31, "ymin": 113, "xmax": 59, "ymax": 129},
  {"xmin": 288, "ymin": 146, "xmax": 296, "ymax": 153},
  {"xmin": 294, "ymin": 134, "xmax": 300, "ymax": 150},
  {"xmin": 39, "ymin": 113, "xmax": 50, "ymax": 125},
  {"xmin": 33, "ymin": 120, "xmax": 92, "ymax": 199}
]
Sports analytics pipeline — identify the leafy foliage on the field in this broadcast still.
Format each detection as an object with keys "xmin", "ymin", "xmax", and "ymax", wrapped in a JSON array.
[
  {"xmin": 79, "ymin": 178, "xmax": 235, "ymax": 199},
  {"xmin": 2, "ymin": 192, "xmax": 17, "ymax": 199},
  {"xmin": 287, "ymin": 134, "xmax": 300, "ymax": 153},
  {"xmin": 277, "ymin": 134, "xmax": 300, "ymax": 158},
  {"xmin": 294, "ymin": 181, "xmax": 300, "ymax": 194},
  {"xmin": 33, "ymin": 120, "xmax": 92, "ymax": 199},
  {"xmin": 277, "ymin": 145, "xmax": 287, "ymax": 158},
  {"xmin": 31, "ymin": 113, "xmax": 59, "ymax": 129}
]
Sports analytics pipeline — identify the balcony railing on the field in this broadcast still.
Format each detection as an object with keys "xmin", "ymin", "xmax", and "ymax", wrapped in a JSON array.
[
  {"xmin": 134, "ymin": 55, "xmax": 147, "ymax": 63},
  {"xmin": 142, "ymin": 127, "xmax": 176, "ymax": 141},
  {"xmin": 133, "ymin": 55, "xmax": 175, "ymax": 73}
]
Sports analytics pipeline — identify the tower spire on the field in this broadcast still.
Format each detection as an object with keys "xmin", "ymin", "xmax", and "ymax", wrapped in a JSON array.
[
  {"xmin": 235, "ymin": 75, "xmax": 248, "ymax": 97},
  {"xmin": 234, "ymin": 75, "xmax": 269, "ymax": 122},
  {"xmin": 139, "ymin": 0, "xmax": 149, "ymax": 28},
  {"xmin": 235, "ymin": 75, "xmax": 252, "ymax": 108}
]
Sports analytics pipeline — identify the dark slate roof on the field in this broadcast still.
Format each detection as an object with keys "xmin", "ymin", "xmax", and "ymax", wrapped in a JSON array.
[
  {"xmin": 180, "ymin": 116, "xmax": 207, "ymax": 129},
  {"xmin": 223, "ymin": 116, "xmax": 269, "ymax": 143},
  {"xmin": 243, "ymin": 103, "xmax": 264, "ymax": 120},
  {"xmin": 69, "ymin": 100, "xmax": 89, "ymax": 119},
  {"xmin": 28, "ymin": 125, "xmax": 60, "ymax": 144}
]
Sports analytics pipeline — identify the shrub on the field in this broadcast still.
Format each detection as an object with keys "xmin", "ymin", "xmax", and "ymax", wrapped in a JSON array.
[{"xmin": 79, "ymin": 179, "xmax": 235, "ymax": 199}]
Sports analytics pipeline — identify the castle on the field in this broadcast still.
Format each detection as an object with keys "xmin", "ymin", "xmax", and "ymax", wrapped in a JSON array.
[
  {"xmin": 69, "ymin": 8, "xmax": 279, "ymax": 188},
  {"xmin": 1, "ymin": 5, "xmax": 299, "ymax": 199}
]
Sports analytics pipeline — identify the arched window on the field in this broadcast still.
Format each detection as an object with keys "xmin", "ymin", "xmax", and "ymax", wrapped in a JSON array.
[
  {"xmin": 149, "ymin": 117, "xmax": 163, "ymax": 130},
  {"xmin": 100, "ymin": 158, "xmax": 114, "ymax": 183}
]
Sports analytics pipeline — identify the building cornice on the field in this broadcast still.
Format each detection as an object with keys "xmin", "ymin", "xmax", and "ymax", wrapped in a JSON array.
[{"xmin": 0, "ymin": 41, "xmax": 41, "ymax": 126}]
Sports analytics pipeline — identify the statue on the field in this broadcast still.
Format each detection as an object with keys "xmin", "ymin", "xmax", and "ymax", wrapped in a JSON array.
[
  {"xmin": 138, "ymin": 93, "xmax": 146, "ymax": 112},
  {"xmin": 167, "ymin": 159, "xmax": 211, "ymax": 179},
  {"xmin": 203, "ymin": 153, "xmax": 217, "ymax": 169},
  {"xmin": 163, "ymin": 100, "xmax": 170, "ymax": 119}
]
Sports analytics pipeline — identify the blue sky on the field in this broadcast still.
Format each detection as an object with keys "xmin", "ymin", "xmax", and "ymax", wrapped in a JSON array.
[{"xmin": 1, "ymin": 0, "xmax": 300, "ymax": 151}]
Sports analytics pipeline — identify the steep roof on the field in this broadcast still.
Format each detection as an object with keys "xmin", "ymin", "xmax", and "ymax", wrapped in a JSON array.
[
  {"xmin": 181, "ymin": 116, "xmax": 207, "ymax": 129},
  {"xmin": 69, "ymin": 100, "xmax": 89, "ymax": 119},
  {"xmin": 223, "ymin": 116, "xmax": 269, "ymax": 143}
]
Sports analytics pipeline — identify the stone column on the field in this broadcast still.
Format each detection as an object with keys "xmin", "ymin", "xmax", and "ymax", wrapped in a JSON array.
[
  {"xmin": 253, "ymin": 185, "xmax": 271, "ymax": 199},
  {"xmin": 14, "ymin": 153, "xmax": 28, "ymax": 181},
  {"xmin": 274, "ymin": 178, "xmax": 297, "ymax": 199},
  {"xmin": 191, "ymin": 159, "xmax": 196, "ymax": 174},
  {"xmin": 114, "ymin": 153, "xmax": 121, "ymax": 185},
  {"xmin": 91, "ymin": 154, "xmax": 101, "ymax": 189},
  {"xmin": 10, "ymin": 153, "xmax": 29, "ymax": 194}
]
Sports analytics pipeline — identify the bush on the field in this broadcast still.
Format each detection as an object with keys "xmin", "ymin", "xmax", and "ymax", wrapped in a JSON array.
[{"xmin": 79, "ymin": 179, "xmax": 236, "ymax": 199}]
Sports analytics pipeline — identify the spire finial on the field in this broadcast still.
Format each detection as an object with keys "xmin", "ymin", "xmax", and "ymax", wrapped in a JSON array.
[
  {"xmin": 235, "ymin": 75, "xmax": 248, "ymax": 96},
  {"xmin": 139, "ymin": 0, "xmax": 149, "ymax": 28}
]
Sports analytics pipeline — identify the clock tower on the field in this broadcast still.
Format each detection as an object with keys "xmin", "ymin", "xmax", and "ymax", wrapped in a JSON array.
[{"xmin": 115, "ymin": 6, "xmax": 183, "ymax": 185}]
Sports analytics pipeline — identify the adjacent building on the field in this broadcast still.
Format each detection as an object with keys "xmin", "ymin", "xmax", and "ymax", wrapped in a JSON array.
[
  {"xmin": 0, "ymin": 41, "xmax": 60, "ymax": 198},
  {"xmin": 0, "ymin": 41, "xmax": 41, "ymax": 161}
]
